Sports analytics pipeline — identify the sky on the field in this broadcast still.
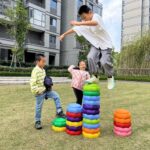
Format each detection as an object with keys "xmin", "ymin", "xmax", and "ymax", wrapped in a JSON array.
[{"xmin": 99, "ymin": 0, "xmax": 122, "ymax": 52}]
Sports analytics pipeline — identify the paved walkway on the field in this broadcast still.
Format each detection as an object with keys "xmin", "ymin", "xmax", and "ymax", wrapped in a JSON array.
[{"xmin": 0, "ymin": 77, "xmax": 71, "ymax": 84}]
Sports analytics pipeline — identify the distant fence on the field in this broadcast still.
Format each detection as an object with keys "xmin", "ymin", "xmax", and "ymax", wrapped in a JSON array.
[{"xmin": 116, "ymin": 68, "xmax": 150, "ymax": 76}]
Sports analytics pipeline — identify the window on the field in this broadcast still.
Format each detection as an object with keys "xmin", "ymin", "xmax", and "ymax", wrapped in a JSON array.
[
  {"xmin": 50, "ymin": 17, "xmax": 57, "ymax": 27},
  {"xmin": 89, "ymin": 3, "xmax": 93, "ymax": 11},
  {"xmin": 51, "ymin": 0, "xmax": 57, "ymax": 9},
  {"xmin": 50, "ymin": 35, "xmax": 56, "ymax": 44},
  {"xmin": 77, "ymin": 0, "xmax": 83, "ymax": 9},
  {"xmin": 93, "ymin": 6, "xmax": 101, "ymax": 15},
  {"xmin": 49, "ymin": 55, "xmax": 55, "ymax": 65},
  {"xmin": 29, "ymin": 8, "xmax": 45, "ymax": 27}
]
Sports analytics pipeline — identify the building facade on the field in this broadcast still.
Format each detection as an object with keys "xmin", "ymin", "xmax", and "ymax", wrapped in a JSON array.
[
  {"xmin": 0, "ymin": 0, "xmax": 61, "ymax": 66},
  {"xmin": 121, "ymin": 0, "xmax": 150, "ymax": 47},
  {"xmin": 60, "ymin": 0, "xmax": 103, "ymax": 66}
]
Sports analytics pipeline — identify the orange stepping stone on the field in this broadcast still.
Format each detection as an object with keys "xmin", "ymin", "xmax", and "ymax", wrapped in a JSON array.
[
  {"xmin": 114, "ymin": 112, "xmax": 131, "ymax": 119},
  {"xmin": 114, "ymin": 109, "xmax": 130, "ymax": 114},
  {"xmin": 114, "ymin": 117, "xmax": 131, "ymax": 124},
  {"xmin": 82, "ymin": 127, "xmax": 100, "ymax": 134}
]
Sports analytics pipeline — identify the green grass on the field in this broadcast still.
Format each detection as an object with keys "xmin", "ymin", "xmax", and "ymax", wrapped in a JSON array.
[{"xmin": 0, "ymin": 82, "xmax": 150, "ymax": 150}]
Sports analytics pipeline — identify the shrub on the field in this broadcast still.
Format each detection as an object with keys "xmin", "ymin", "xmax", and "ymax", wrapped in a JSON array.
[
  {"xmin": 0, "ymin": 65, "xmax": 70, "ymax": 77},
  {"xmin": 119, "ymin": 32, "xmax": 150, "ymax": 69}
]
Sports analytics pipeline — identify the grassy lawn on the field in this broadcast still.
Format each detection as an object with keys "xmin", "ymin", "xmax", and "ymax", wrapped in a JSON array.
[{"xmin": 0, "ymin": 81, "xmax": 150, "ymax": 150}]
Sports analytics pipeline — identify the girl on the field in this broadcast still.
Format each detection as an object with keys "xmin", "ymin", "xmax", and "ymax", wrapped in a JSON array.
[{"xmin": 68, "ymin": 61, "xmax": 90, "ymax": 105}]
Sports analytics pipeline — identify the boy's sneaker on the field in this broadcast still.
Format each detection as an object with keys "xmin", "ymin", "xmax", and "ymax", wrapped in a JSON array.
[
  {"xmin": 85, "ymin": 75, "xmax": 99, "ymax": 84},
  {"xmin": 56, "ymin": 111, "xmax": 66, "ymax": 118},
  {"xmin": 107, "ymin": 76, "xmax": 115, "ymax": 90},
  {"xmin": 35, "ymin": 121, "xmax": 42, "ymax": 130}
]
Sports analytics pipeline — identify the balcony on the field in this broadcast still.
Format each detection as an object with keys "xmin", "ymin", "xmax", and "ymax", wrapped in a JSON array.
[
  {"xmin": 26, "ymin": 31, "xmax": 44, "ymax": 46},
  {"xmin": 26, "ymin": 39, "xmax": 44, "ymax": 46},
  {"xmin": 25, "ymin": 0, "xmax": 45, "ymax": 8}
]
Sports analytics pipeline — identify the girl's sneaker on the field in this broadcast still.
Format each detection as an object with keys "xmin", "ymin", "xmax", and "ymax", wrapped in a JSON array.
[{"xmin": 107, "ymin": 76, "xmax": 115, "ymax": 89}]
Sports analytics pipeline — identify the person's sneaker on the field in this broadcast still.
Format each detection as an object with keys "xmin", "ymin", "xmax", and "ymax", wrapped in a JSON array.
[
  {"xmin": 107, "ymin": 76, "xmax": 115, "ymax": 90},
  {"xmin": 56, "ymin": 111, "xmax": 66, "ymax": 118},
  {"xmin": 35, "ymin": 121, "xmax": 42, "ymax": 130},
  {"xmin": 85, "ymin": 75, "xmax": 99, "ymax": 84}
]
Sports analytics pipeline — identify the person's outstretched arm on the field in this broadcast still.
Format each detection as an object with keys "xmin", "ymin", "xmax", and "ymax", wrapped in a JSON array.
[
  {"xmin": 59, "ymin": 29, "xmax": 75, "ymax": 41},
  {"xmin": 70, "ymin": 20, "xmax": 98, "ymax": 26}
]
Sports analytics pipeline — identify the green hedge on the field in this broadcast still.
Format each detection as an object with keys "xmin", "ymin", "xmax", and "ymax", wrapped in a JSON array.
[
  {"xmin": 0, "ymin": 70, "xmax": 70, "ymax": 77},
  {"xmin": 0, "ymin": 66, "xmax": 69, "ymax": 73},
  {"xmin": 0, "ymin": 66, "xmax": 149, "ymax": 82},
  {"xmin": 0, "ymin": 72, "xmax": 149, "ymax": 82},
  {"xmin": 0, "ymin": 66, "xmax": 69, "ymax": 76}
]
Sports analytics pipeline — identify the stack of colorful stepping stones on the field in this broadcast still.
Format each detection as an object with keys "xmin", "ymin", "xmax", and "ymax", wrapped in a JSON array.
[
  {"xmin": 82, "ymin": 83, "xmax": 101, "ymax": 139},
  {"xmin": 113, "ymin": 109, "xmax": 132, "ymax": 137},
  {"xmin": 51, "ymin": 118, "xmax": 66, "ymax": 132},
  {"xmin": 66, "ymin": 103, "xmax": 82, "ymax": 135}
]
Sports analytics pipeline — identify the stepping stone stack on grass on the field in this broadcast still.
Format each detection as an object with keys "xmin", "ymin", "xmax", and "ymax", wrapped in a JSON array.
[
  {"xmin": 51, "ymin": 118, "xmax": 66, "ymax": 132},
  {"xmin": 113, "ymin": 109, "xmax": 132, "ymax": 137},
  {"xmin": 66, "ymin": 103, "xmax": 82, "ymax": 135},
  {"xmin": 82, "ymin": 83, "xmax": 101, "ymax": 139}
]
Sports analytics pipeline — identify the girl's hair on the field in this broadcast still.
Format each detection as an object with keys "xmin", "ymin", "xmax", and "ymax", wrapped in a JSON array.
[
  {"xmin": 73, "ymin": 60, "xmax": 87, "ymax": 70},
  {"xmin": 78, "ymin": 60, "xmax": 87, "ymax": 66}
]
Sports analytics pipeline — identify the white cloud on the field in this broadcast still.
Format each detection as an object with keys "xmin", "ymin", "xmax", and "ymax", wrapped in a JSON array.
[{"xmin": 99, "ymin": 0, "xmax": 122, "ymax": 52}]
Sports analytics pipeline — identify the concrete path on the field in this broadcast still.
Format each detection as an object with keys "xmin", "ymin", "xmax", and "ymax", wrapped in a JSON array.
[{"xmin": 0, "ymin": 77, "xmax": 71, "ymax": 85}]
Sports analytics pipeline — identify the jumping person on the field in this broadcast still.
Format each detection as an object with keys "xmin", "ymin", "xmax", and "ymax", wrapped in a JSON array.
[
  {"xmin": 68, "ymin": 61, "xmax": 90, "ymax": 105},
  {"xmin": 30, "ymin": 54, "xmax": 65, "ymax": 130},
  {"xmin": 59, "ymin": 5, "xmax": 115, "ymax": 89}
]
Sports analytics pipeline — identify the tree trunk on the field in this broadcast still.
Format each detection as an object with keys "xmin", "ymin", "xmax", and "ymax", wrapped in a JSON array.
[
  {"xmin": 10, "ymin": 54, "xmax": 14, "ymax": 68},
  {"xmin": 14, "ymin": 54, "xmax": 17, "ymax": 68},
  {"xmin": 10, "ymin": 53, "xmax": 17, "ymax": 68}
]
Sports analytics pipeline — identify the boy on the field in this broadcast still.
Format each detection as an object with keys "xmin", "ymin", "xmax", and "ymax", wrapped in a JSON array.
[
  {"xmin": 59, "ymin": 5, "xmax": 115, "ymax": 89},
  {"xmin": 30, "ymin": 54, "xmax": 65, "ymax": 130}
]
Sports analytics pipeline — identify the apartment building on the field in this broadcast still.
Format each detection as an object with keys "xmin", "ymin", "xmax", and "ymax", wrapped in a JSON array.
[
  {"xmin": 60, "ymin": 0, "xmax": 103, "ymax": 66},
  {"xmin": 121, "ymin": 0, "xmax": 150, "ymax": 47},
  {"xmin": 0, "ymin": 0, "xmax": 61, "ymax": 66}
]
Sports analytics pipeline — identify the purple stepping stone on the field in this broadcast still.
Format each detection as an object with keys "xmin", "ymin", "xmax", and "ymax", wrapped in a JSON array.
[
  {"xmin": 82, "ymin": 108, "xmax": 100, "ymax": 115},
  {"xmin": 83, "ymin": 104, "xmax": 100, "ymax": 110},
  {"xmin": 66, "ymin": 125, "xmax": 82, "ymax": 131},
  {"xmin": 67, "ymin": 116, "xmax": 82, "ymax": 122}
]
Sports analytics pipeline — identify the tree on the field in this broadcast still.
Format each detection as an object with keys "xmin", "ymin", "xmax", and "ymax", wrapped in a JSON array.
[
  {"xmin": 112, "ymin": 49, "xmax": 120, "ymax": 69},
  {"xmin": 75, "ymin": 35, "xmax": 90, "ymax": 61},
  {"xmin": 0, "ymin": 0, "xmax": 30, "ymax": 67},
  {"xmin": 119, "ymin": 32, "xmax": 150, "ymax": 69}
]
